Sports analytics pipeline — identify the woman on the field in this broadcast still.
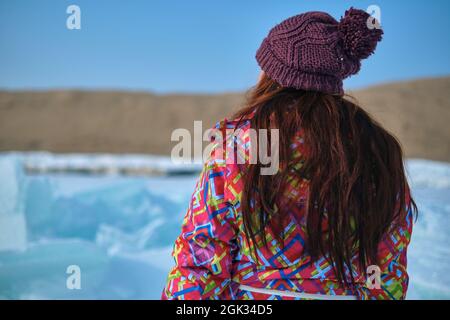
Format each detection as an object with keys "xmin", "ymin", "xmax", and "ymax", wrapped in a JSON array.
[{"xmin": 162, "ymin": 8, "xmax": 417, "ymax": 300}]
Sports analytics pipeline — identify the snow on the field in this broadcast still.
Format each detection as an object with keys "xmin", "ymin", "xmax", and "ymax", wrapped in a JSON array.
[
  {"xmin": 0, "ymin": 153, "xmax": 449, "ymax": 299},
  {"xmin": 0, "ymin": 156, "xmax": 27, "ymax": 251},
  {"xmin": 405, "ymin": 160, "xmax": 450, "ymax": 299},
  {"xmin": 13, "ymin": 151, "xmax": 201, "ymax": 176}
]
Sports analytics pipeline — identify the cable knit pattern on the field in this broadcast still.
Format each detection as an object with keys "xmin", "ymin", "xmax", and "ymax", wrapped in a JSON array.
[{"xmin": 256, "ymin": 8, "xmax": 383, "ymax": 95}]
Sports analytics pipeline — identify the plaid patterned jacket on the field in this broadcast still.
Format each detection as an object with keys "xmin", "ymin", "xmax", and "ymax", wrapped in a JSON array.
[{"xmin": 162, "ymin": 116, "xmax": 413, "ymax": 300}]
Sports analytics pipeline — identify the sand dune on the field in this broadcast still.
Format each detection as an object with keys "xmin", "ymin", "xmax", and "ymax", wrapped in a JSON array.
[{"xmin": 0, "ymin": 77, "xmax": 449, "ymax": 161}]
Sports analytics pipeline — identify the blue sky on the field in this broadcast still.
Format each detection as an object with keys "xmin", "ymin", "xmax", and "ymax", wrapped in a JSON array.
[{"xmin": 1, "ymin": 0, "xmax": 449, "ymax": 93}]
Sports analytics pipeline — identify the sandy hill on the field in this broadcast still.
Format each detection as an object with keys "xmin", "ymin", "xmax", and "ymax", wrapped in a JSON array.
[{"xmin": 0, "ymin": 77, "xmax": 449, "ymax": 162}]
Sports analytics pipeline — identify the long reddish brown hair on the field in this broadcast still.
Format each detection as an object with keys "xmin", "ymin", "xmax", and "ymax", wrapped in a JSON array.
[{"xmin": 233, "ymin": 73, "xmax": 417, "ymax": 287}]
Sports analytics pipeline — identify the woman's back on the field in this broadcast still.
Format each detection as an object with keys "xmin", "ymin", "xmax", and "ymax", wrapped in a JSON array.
[
  {"xmin": 162, "ymin": 105, "xmax": 414, "ymax": 300},
  {"xmin": 162, "ymin": 7, "xmax": 417, "ymax": 300}
]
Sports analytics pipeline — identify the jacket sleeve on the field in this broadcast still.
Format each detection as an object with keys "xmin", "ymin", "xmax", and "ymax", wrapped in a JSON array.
[
  {"xmin": 357, "ymin": 195, "xmax": 414, "ymax": 300},
  {"xmin": 161, "ymin": 141, "xmax": 238, "ymax": 300}
]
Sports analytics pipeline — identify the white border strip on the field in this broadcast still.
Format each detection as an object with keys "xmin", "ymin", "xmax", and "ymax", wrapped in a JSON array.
[{"xmin": 239, "ymin": 284, "xmax": 357, "ymax": 300}]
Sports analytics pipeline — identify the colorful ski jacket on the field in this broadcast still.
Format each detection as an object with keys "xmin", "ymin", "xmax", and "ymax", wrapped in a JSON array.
[{"xmin": 162, "ymin": 116, "xmax": 414, "ymax": 300}]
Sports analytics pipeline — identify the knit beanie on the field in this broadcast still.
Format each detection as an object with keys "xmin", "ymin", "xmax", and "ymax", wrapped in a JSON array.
[{"xmin": 256, "ymin": 7, "xmax": 383, "ymax": 95}]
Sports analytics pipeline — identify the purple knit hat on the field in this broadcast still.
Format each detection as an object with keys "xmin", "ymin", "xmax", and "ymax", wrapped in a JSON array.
[{"xmin": 256, "ymin": 8, "xmax": 383, "ymax": 95}]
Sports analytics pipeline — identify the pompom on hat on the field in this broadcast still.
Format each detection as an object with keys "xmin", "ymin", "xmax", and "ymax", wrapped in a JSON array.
[{"xmin": 256, "ymin": 7, "xmax": 383, "ymax": 95}]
